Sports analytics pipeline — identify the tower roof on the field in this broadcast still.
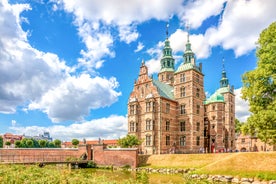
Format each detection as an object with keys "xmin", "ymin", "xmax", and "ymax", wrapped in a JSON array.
[{"xmin": 159, "ymin": 23, "xmax": 175, "ymax": 73}]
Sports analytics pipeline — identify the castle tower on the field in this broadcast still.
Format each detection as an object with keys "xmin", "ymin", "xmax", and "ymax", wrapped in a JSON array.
[
  {"xmin": 158, "ymin": 24, "xmax": 175, "ymax": 86},
  {"xmin": 204, "ymin": 58, "xmax": 235, "ymax": 152},
  {"xmin": 174, "ymin": 29, "xmax": 205, "ymax": 153}
]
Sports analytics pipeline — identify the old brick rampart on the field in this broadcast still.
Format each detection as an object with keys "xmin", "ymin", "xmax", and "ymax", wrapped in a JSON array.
[
  {"xmin": 93, "ymin": 144, "xmax": 138, "ymax": 168},
  {"xmin": 0, "ymin": 144, "xmax": 138, "ymax": 168},
  {"xmin": 0, "ymin": 146, "xmax": 87, "ymax": 163}
]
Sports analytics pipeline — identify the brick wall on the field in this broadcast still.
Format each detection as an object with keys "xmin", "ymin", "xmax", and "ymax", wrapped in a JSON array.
[
  {"xmin": 0, "ymin": 144, "xmax": 138, "ymax": 168},
  {"xmin": 93, "ymin": 144, "xmax": 138, "ymax": 168},
  {"xmin": 0, "ymin": 148, "xmax": 84, "ymax": 163}
]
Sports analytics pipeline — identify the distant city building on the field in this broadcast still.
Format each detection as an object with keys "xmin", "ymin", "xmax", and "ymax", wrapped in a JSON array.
[
  {"xmin": 236, "ymin": 134, "xmax": 276, "ymax": 152},
  {"xmin": 127, "ymin": 29, "xmax": 235, "ymax": 154},
  {"xmin": 62, "ymin": 139, "xmax": 118, "ymax": 148},
  {"xmin": 2, "ymin": 133, "xmax": 23, "ymax": 148},
  {"xmin": 23, "ymin": 131, "xmax": 53, "ymax": 142}
]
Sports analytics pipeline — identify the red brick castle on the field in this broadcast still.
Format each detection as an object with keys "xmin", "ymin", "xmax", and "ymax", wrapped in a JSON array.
[{"xmin": 127, "ymin": 29, "xmax": 235, "ymax": 154}]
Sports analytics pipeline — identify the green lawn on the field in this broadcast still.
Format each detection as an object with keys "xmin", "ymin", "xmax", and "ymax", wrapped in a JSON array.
[{"xmin": 143, "ymin": 152, "xmax": 276, "ymax": 180}]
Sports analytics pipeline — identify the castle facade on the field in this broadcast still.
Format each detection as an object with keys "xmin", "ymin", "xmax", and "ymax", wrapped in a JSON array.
[{"xmin": 127, "ymin": 32, "xmax": 235, "ymax": 154}]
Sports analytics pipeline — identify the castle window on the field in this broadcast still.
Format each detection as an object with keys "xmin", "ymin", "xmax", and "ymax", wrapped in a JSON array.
[
  {"xmin": 146, "ymin": 119, "xmax": 152, "ymax": 130},
  {"xmin": 196, "ymin": 88, "xmax": 200, "ymax": 98},
  {"xmin": 180, "ymin": 136, "xmax": 186, "ymax": 146},
  {"xmin": 130, "ymin": 122, "xmax": 135, "ymax": 132},
  {"xmin": 152, "ymin": 102, "xmax": 156, "ymax": 112},
  {"xmin": 230, "ymin": 105, "xmax": 233, "ymax": 113},
  {"xmin": 196, "ymin": 122, "xmax": 200, "ymax": 131},
  {"xmin": 180, "ymin": 104, "xmax": 186, "ymax": 114},
  {"xmin": 146, "ymin": 102, "xmax": 151, "ymax": 112},
  {"xmin": 180, "ymin": 87, "xmax": 186, "ymax": 97},
  {"xmin": 146, "ymin": 135, "xmax": 151, "ymax": 146},
  {"xmin": 166, "ymin": 121, "xmax": 170, "ymax": 131},
  {"xmin": 130, "ymin": 105, "xmax": 136, "ymax": 115},
  {"xmin": 212, "ymin": 105, "xmax": 216, "ymax": 110},
  {"xmin": 241, "ymin": 138, "xmax": 245, "ymax": 143},
  {"xmin": 212, "ymin": 116, "xmax": 216, "ymax": 120},
  {"xmin": 196, "ymin": 105, "xmax": 200, "ymax": 114},
  {"xmin": 166, "ymin": 135, "xmax": 170, "ymax": 146},
  {"xmin": 166, "ymin": 103, "xmax": 170, "ymax": 113},
  {"xmin": 180, "ymin": 74, "xmax": 185, "ymax": 83},
  {"xmin": 196, "ymin": 74, "xmax": 200, "ymax": 83},
  {"xmin": 180, "ymin": 121, "xmax": 186, "ymax": 131},
  {"xmin": 196, "ymin": 136, "xmax": 200, "ymax": 146},
  {"xmin": 212, "ymin": 124, "xmax": 215, "ymax": 129}
]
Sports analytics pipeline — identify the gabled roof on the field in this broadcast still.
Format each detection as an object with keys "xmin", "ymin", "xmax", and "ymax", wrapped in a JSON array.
[{"xmin": 152, "ymin": 79, "xmax": 174, "ymax": 100}]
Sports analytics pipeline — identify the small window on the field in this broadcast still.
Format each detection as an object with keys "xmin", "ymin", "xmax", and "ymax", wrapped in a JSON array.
[
  {"xmin": 130, "ymin": 122, "xmax": 135, "ymax": 132},
  {"xmin": 180, "ymin": 74, "xmax": 185, "ymax": 83},
  {"xmin": 196, "ymin": 74, "xmax": 200, "ymax": 83},
  {"xmin": 196, "ymin": 88, "xmax": 200, "ymax": 98},
  {"xmin": 146, "ymin": 119, "xmax": 152, "ymax": 130},
  {"xmin": 180, "ymin": 121, "xmax": 186, "ymax": 131},
  {"xmin": 196, "ymin": 105, "xmax": 200, "ymax": 114},
  {"xmin": 166, "ymin": 103, "xmax": 170, "ymax": 113},
  {"xmin": 166, "ymin": 136, "xmax": 170, "ymax": 146},
  {"xmin": 146, "ymin": 135, "xmax": 151, "ymax": 146},
  {"xmin": 166, "ymin": 121, "xmax": 170, "ymax": 131},
  {"xmin": 196, "ymin": 122, "xmax": 200, "ymax": 131},
  {"xmin": 180, "ymin": 104, "xmax": 186, "ymax": 114},
  {"xmin": 146, "ymin": 102, "xmax": 151, "ymax": 112},
  {"xmin": 180, "ymin": 136, "xmax": 186, "ymax": 146},
  {"xmin": 180, "ymin": 87, "xmax": 186, "ymax": 97},
  {"xmin": 196, "ymin": 136, "xmax": 200, "ymax": 146},
  {"xmin": 241, "ymin": 138, "xmax": 245, "ymax": 143}
]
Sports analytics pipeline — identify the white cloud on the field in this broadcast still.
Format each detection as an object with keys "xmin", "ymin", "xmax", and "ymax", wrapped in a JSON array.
[
  {"xmin": 28, "ymin": 74, "xmax": 121, "ymax": 122},
  {"xmin": 235, "ymin": 88, "xmax": 251, "ymax": 122},
  {"xmin": 206, "ymin": 0, "xmax": 276, "ymax": 57},
  {"xmin": 11, "ymin": 120, "xmax": 16, "ymax": 127},
  {"xmin": 10, "ymin": 115, "xmax": 127, "ymax": 141},
  {"xmin": 54, "ymin": 0, "xmax": 184, "ymax": 70},
  {"xmin": 0, "ymin": 1, "xmax": 68, "ymax": 114},
  {"xmin": 0, "ymin": 1, "xmax": 121, "ymax": 123},
  {"xmin": 170, "ymin": 29, "xmax": 211, "ymax": 59},
  {"xmin": 118, "ymin": 25, "xmax": 139, "ymax": 44},
  {"xmin": 134, "ymin": 42, "xmax": 144, "ymax": 53},
  {"xmin": 59, "ymin": 0, "xmax": 183, "ymax": 26},
  {"xmin": 178, "ymin": 0, "xmax": 226, "ymax": 29}
]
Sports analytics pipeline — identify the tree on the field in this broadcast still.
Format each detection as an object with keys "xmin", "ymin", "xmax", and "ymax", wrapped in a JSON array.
[
  {"xmin": 39, "ymin": 140, "xmax": 47, "ymax": 148},
  {"xmin": 0, "ymin": 136, "xmax": 3, "ymax": 148},
  {"xmin": 5, "ymin": 141, "xmax": 11, "ymax": 147},
  {"xmin": 71, "ymin": 139, "xmax": 79, "ymax": 147},
  {"xmin": 14, "ymin": 140, "xmax": 21, "ymax": 148},
  {"xmin": 235, "ymin": 119, "xmax": 243, "ymax": 134},
  {"xmin": 118, "ymin": 134, "xmax": 142, "ymax": 148},
  {"xmin": 53, "ymin": 139, "xmax": 61, "ymax": 148},
  {"xmin": 26, "ymin": 139, "xmax": 34, "ymax": 148},
  {"xmin": 242, "ymin": 22, "xmax": 276, "ymax": 147}
]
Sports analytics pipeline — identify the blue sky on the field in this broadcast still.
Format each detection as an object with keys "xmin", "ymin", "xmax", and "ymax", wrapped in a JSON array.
[{"xmin": 0, "ymin": 0, "xmax": 275, "ymax": 141}]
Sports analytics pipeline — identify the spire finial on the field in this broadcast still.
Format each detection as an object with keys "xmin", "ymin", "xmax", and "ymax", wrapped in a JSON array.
[
  {"xmin": 166, "ymin": 23, "xmax": 169, "ymax": 38},
  {"xmin": 185, "ymin": 21, "xmax": 190, "ymax": 42},
  {"xmin": 222, "ymin": 57, "xmax": 225, "ymax": 71}
]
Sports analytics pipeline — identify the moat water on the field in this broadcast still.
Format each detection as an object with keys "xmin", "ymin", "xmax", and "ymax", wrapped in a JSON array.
[{"xmin": 76, "ymin": 169, "xmax": 194, "ymax": 183}]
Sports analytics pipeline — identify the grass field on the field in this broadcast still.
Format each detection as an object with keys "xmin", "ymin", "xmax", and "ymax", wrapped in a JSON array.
[{"xmin": 144, "ymin": 152, "xmax": 276, "ymax": 180}]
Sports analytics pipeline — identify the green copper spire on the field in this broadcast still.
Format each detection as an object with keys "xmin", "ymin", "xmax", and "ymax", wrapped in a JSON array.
[
  {"xmin": 183, "ymin": 23, "xmax": 195, "ymax": 64},
  {"xmin": 220, "ymin": 58, "xmax": 229, "ymax": 88},
  {"xmin": 160, "ymin": 23, "xmax": 175, "ymax": 72}
]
